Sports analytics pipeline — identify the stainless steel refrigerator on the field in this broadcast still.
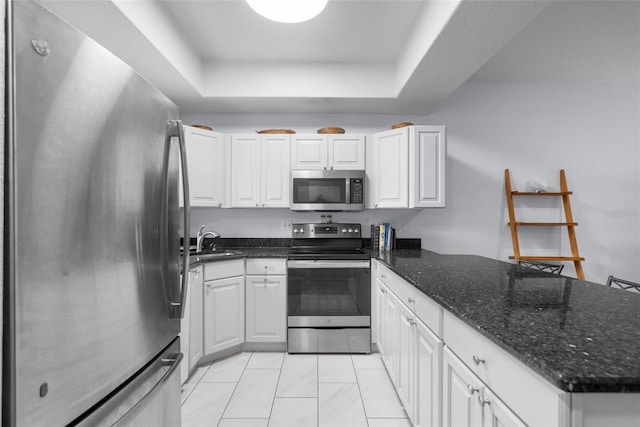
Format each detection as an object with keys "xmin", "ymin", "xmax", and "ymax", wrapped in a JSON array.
[{"xmin": 3, "ymin": 1, "xmax": 190, "ymax": 425}]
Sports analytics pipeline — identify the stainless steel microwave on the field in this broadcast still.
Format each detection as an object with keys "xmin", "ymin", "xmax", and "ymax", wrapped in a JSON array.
[{"xmin": 290, "ymin": 169, "xmax": 365, "ymax": 211}]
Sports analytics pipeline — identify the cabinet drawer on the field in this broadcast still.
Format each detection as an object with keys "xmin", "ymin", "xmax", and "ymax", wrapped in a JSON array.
[
  {"xmin": 245, "ymin": 258, "xmax": 287, "ymax": 275},
  {"xmin": 443, "ymin": 310, "xmax": 566, "ymax": 427},
  {"xmin": 204, "ymin": 259, "xmax": 245, "ymax": 281}
]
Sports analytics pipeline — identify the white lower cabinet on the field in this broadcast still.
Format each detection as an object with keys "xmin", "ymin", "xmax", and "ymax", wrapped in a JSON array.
[
  {"xmin": 442, "ymin": 346, "xmax": 484, "ymax": 427},
  {"xmin": 245, "ymin": 259, "xmax": 287, "ymax": 342},
  {"xmin": 203, "ymin": 260, "xmax": 245, "ymax": 355},
  {"xmin": 376, "ymin": 280, "xmax": 398, "ymax": 380},
  {"xmin": 188, "ymin": 266, "xmax": 204, "ymax": 372},
  {"xmin": 414, "ymin": 318, "xmax": 443, "ymax": 427},
  {"xmin": 375, "ymin": 263, "xmax": 443, "ymax": 427},
  {"xmin": 443, "ymin": 347, "xmax": 525, "ymax": 427},
  {"xmin": 180, "ymin": 265, "xmax": 203, "ymax": 385}
]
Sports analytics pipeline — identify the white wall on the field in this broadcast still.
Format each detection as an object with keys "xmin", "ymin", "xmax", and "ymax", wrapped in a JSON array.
[{"xmin": 182, "ymin": 77, "xmax": 639, "ymax": 285}]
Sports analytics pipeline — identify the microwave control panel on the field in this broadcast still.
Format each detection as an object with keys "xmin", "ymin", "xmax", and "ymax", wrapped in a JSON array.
[{"xmin": 350, "ymin": 178, "xmax": 364, "ymax": 204}]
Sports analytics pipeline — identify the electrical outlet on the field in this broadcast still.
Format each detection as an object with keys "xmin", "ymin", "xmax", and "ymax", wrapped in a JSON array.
[{"xmin": 281, "ymin": 220, "xmax": 293, "ymax": 231}]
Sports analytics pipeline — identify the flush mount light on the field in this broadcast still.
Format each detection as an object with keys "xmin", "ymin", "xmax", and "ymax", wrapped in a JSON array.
[{"xmin": 246, "ymin": 0, "xmax": 328, "ymax": 23}]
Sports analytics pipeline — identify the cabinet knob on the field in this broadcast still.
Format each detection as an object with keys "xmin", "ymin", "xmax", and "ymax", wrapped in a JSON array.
[
  {"xmin": 467, "ymin": 385, "xmax": 479, "ymax": 395},
  {"xmin": 408, "ymin": 297, "xmax": 415, "ymax": 304},
  {"xmin": 472, "ymin": 355, "xmax": 486, "ymax": 366},
  {"xmin": 218, "ymin": 202, "xmax": 222, "ymax": 207},
  {"xmin": 256, "ymin": 203, "xmax": 259, "ymax": 207},
  {"xmin": 478, "ymin": 395, "xmax": 491, "ymax": 407}
]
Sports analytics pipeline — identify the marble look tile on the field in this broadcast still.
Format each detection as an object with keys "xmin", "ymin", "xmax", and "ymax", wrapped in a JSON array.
[
  {"xmin": 218, "ymin": 419, "xmax": 269, "ymax": 427},
  {"xmin": 246, "ymin": 352, "xmax": 285, "ymax": 369},
  {"xmin": 181, "ymin": 382, "xmax": 236, "ymax": 427},
  {"xmin": 181, "ymin": 364, "xmax": 212, "ymax": 404},
  {"xmin": 223, "ymin": 369, "xmax": 280, "ymax": 418},
  {"xmin": 268, "ymin": 398, "xmax": 318, "ymax": 427},
  {"xmin": 351, "ymin": 353, "xmax": 385, "ymax": 370},
  {"xmin": 318, "ymin": 383, "xmax": 368, "ymax": 427},
  {"xmin": 318, "ymin": 355, "xmax": 356, "ymax": 383},
  {"xmin": 276, "ymin": 355, "xmax": 318, "ymax": 398},
  {"xmin": 367, "ymin": 418, "xmax": 413, "ymax": 427},
  {"xmin": 355, "ymin": 369, "xmax": 407, "ymax": 419},
  {"xmin": 201, "ymin": 352, "xmax": 251, "ymax": 383}
]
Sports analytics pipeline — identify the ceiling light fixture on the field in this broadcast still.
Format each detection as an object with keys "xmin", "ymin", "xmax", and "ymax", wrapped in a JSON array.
[{"xmin": 246, "ymin": 0, "xmax": 328, "ymax": 24}]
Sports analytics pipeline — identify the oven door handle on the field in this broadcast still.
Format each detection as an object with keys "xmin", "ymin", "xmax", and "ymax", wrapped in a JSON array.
[{"xmin": 287, "ymin": 260, "xmax": 371, "ymax": 269}]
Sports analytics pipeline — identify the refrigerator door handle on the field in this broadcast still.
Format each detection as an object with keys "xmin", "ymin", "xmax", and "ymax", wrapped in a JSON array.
[{"xmin": 164, "ymin": 119, "xmax": 190, "ymax": 318}]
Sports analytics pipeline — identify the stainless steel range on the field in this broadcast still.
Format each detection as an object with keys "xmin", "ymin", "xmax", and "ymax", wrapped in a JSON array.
[{"xmin": 287, "ymin": 223, "xmax": 371, "ymax": 353}]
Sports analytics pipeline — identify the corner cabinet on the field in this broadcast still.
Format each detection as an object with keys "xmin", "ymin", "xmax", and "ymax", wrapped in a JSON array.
[
  {"xmin": 181, "ymin": 125, "xmax": 226, "ymax": 208},
  {"xmin": 245, "ymin": 259, "xmax": 287, "ymax": 343},
  {"xmin": 203, "ymin": 260, "xmax": 245, "ymax": 355},
  {"xmin": 291, "ymin": 134, "xmax": 365, "ymax": 170},
  {"xmin": 367, "ymin": 125, "xmax": 446, "ymax": 208},
  {"xmin": 229, "ymin": 134, "xmax": 290, "ymax": 208}
]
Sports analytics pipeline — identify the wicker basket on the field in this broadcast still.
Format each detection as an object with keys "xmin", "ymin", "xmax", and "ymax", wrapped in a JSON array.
[
  {"xmin": 256, "ymin": 129, "xmax": 296, "ymax": 134},
  {"xmin": 317, "ymin": 126, "xmax": 345, "ymax": 134},
  {"xmin": 391, "ymin": 122, "xmax": 414, "ymax": 129},
  {"xmin": 190, "ymin": 124, "xmax": 213, "ymax": 131}
]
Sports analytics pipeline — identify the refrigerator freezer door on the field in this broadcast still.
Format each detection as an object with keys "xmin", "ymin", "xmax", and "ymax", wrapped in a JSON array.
[
  {"xmin": 7, "ymin": 1, "xmax": 182, "ymax": 425},
  {"xmin": 75, "ymin": 338, "xmax": 182, "ymax": 427}
]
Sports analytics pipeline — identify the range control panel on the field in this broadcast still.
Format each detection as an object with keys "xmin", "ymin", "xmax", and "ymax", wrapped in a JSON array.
[{"xmin": 292, "ymin": 223, "xmax": 361, "ymax": 238}]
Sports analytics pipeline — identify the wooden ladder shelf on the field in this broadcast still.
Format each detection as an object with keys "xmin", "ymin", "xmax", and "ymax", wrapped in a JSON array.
[{"xmin": 505, "ymin": 169, "xmax": 585, "ymax": 279}]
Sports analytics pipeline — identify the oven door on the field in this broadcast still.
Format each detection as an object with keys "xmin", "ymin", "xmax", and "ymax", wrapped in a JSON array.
[{"xmin": 287, "ymin": 260, "xmax": 371, "ymax": 327}]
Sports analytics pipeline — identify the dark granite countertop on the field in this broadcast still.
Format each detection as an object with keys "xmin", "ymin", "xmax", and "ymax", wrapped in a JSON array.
[{"xmin": 374, "ymin": 249, "xmax": 640, "ymax": 393}]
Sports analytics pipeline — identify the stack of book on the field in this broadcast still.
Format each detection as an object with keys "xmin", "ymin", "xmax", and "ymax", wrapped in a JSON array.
[{"xmin": 371, "ymin": 223, "xmax": 396, "ymax": 251}]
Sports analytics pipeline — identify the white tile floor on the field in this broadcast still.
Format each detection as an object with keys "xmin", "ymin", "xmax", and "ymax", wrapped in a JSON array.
[{"xmin": 181, "ymin": 352, "xmax": 410, "ymax": 427}]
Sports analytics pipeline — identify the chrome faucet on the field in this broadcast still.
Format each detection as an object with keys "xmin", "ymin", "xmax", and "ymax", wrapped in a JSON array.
[{"xmin": 196, "ymin": 225, "xmax": 221, "ymax": 253}]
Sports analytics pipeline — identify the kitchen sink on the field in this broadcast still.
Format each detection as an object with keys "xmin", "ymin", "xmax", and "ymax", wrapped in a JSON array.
[{"xmin": 188, "ymin": 251, "xmax": 242, "ymax": 261}]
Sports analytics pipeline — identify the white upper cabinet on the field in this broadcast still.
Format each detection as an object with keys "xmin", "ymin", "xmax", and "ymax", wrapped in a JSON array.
[
  {"xmin": 230, "ymin": 134, "xmax": 290, "ymax": 208},
  {"xmin": 368, "ymin": 127, "xmax": 410, "ymax": 208},
  {"xmin": 292, "ymin": 134, "xmax": 365, "ymax": 170},
  {"xmin": 368, "ymin": 125, "xmax": 446, "ymax": 209},
  {"xmin": 181, "ymin": 125, "xmax": 225, "ymax": 207},
  {"xmin": 410, "ymin": 126, "xmax": 446, "ymax": 208}
]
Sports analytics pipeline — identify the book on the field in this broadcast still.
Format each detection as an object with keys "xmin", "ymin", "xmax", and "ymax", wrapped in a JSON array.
[
  {"xmin": 379, "ymin": 224, "xmax": 386, "ymax": 251},
  {"xmin": 384, "ymin": 223, "xmax": 391, "ymax": 251},
  {"xmin": 371, "ymin": 224, "xmax": 380, "ymax": 251}
]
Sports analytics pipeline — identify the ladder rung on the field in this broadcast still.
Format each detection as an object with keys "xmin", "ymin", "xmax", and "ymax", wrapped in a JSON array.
[
  {"xmin": 510, "ymin": 222, "xmax": 578, "ymax": 226},
  {"xmin": 511, "ymin": 191, "xmax": 573, "ymax": 196},
  {"xmin": 519, "ymin": 256, "xmax": 585, "ymax": 262}
]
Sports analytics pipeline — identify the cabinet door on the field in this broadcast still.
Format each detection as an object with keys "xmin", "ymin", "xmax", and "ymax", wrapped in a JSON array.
[
  {"xmin": 329, "ymin": 134, "xmax": 365, "ymax": 170},
  {"xmin": 482, "ymin": 387, "xmax": 527, "ymax": 427},
  {"xmin": 375, "ymin": 280, "xmax": 387, "ymax": 352},
  {"xmin": 415, "ymin": 319, "xmax": 443, "ymax": 427},
  {"xmin": 179, "ymin": 270, "xmax": 192, "ymax": 385},
  {"xmin": 261, "ymin": 135, "xmax": 290, "ymax": 207},
  {"xmin": 410, "ymin": 126, "xmax": 446, "ymax": 208},
  {"xmin": 230, "ymin": 134, "xmax": 261, "ymax": 207},
  {"xmin": 245, "ymin": 275, "xmax": 287, "ymax": 342},
  {"xmin": 203, "ymin": 275, "xmax": 245, "ymax": 355},
  {"xmin": 442, "ymin": 347, "xmax": 483, "ymax": 427},
  {"xmin": 372, "ymin": 128, "xmax": 409, "ymax": 208},
  {"xmin": 396, "ymin": 300, "xmax": 415, "ymax": 418},
  {"xmin": 291, "ymin": 135, "xmax": 327, "ymax": 169},
  {"xmin": 188, "ymin": 267, "xmax": 204, "ymax": 370},
  {"xmin": 182, "ymin": 126, "xmax": 225, "ymax": 207},
  {"xmin": 381, "ymin": 283, "xmax": 399, "ymax": 382}
]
